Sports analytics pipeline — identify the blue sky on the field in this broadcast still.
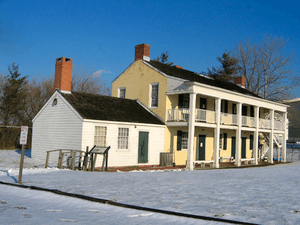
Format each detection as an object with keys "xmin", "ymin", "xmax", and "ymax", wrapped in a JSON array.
[{"xmin": 1, "ymin": 0, "xmax": 299, "ymax": 98}]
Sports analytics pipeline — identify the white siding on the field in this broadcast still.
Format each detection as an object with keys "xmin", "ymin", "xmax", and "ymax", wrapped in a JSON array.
[
  {"xmin": 82, "ymin": 121, "xmax": 165, "ymax": 167},
  {"xmin": 32, "ymin": 93, "xmax": 83, "ymax": 164}
]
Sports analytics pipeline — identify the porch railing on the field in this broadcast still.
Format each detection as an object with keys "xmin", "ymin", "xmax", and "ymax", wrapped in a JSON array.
[
  {"xmin": 259, "ymin": 118, "xmax": 271, "ymax": 129},
  {"xmin": 274, "ymin": 121, "xmax": 284, "ymax": 130},
  {"xmin": 220, "ymin": 113, "xmax": 238, "ymax": 125},
  {"xmin": 167, "ymin": 108, "xmax": 189, "ymax": 121},
  {"xmin": 242, "ymin": 116, "xmax": 256, "ymax": 127},
  {"xmin": 195, "ymin": 109, "xmax": 216, "ymax": 123},
  {"xmin": 167, "ymin": 109, "xmax": 285, "ymax": 131}
]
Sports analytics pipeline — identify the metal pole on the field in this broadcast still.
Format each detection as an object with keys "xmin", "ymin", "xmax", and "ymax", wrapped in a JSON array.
[{"xmin": 18, "ymin": 145, "xmax": 25, "ymax": 184}]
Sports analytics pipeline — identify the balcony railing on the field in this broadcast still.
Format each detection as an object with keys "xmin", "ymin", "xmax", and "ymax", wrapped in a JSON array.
[
  {"xmin": 167, "ymin": 108, "xmax": 189, "ymax": 121},
  {"xmin": 195, "ymin": 109, "xmax": 216, "ymax": 123},
  {"xmin": 221, "ymin": 113, "xmax": 238, "ymax": 125},
  {"xmin": 274, "ymin": 121, "xmax": 284, "ymax": 130},
  {"xmin": 242, "ymin": 116, "xmax": 256, "ymax": 127},
  {"xmin": 259, "ymin": 118, "xmax": 271, "ymax": 129},
  {"xmin": 167, "ymin": 109, "xmax": 285, "ymax": 131}
]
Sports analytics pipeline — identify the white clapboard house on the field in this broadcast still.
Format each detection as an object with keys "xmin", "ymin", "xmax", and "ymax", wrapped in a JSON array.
[{"xmin": 32, "ymin": 57, "xmax": 165, "ymax": 167}]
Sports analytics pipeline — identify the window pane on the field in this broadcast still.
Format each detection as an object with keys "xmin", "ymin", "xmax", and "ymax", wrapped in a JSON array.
[
  {"xmin": 182, "ymin": 131, "xmax": 188, "ymax": 149},
  {"xmin": 151, "ymin": 84, "xmax": 159, "ymax": 107},
  {"xmin": 94, "ymin": 126, "xmax": 107, "ymax": 147},
  {"xmin": 119, "ymin": 88, "xmax": 126, "ymax": 98},
  {"xmin": 118, "ymin": 128, "xmax": 129, "ymax": 149}
]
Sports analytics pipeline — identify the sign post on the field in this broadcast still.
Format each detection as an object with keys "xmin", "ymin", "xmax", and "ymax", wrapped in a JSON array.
[{"xmin": 18, "ymin": 126, "xmax": 28, "ymax": 184}]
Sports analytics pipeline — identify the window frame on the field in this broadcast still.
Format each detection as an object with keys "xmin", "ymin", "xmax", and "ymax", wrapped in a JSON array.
[
  {"xmin": 149, "ymin": 83, "xmax": 159, "ymax": 108},
  {"xmin": 117, "ymin": 127, "xmax": 130, "ymax": 151},
  {"xmin": 118, "ymin": 87, "xmax": 126, "ymax": 99},
  {"xmin": 178, "ymin": 94, "xmax": 189, "ymax": 109},
  {"xmin": 94, "ymin": 126, "xmax": 107, "ymax": 147},
  {"xmin": 177, "ymin": 130, "xmax": 188, "ymax": 151},
  {"xmin": 219, "ymin": 133, "xmax": 227, "ymax": 150}
]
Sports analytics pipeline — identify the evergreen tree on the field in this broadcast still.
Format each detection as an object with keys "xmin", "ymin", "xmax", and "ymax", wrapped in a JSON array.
[
  {"xmin": 154, "ymin": 51, "xmax": 173, "ymax": 66},
  {"xmin": 0, "ymin": 63, "xmax": 27, "ymax": 125},
  {"xmin": 207, "ymin": 51, "xmax": 239, "ymax": 82}
]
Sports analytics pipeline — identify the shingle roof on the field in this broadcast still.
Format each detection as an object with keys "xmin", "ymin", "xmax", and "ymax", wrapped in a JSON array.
[
  {"xmin": 147, "ymin": 60, "xmax": 260, "ymax": 98},
  {"xmin": 61, "ymin": 92, "xmax": 164, "ymax": 125}
]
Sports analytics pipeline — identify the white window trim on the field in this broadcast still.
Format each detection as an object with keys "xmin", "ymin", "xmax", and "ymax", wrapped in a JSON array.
[
  {"xmin": 118, "ymin": 87, "xmax": 126, "ymax": 98},
  {"xmin": 94, "ymin": 126, "xmax": 107, "ymax": 147},
  {"xmin": 117, "ymin": 127, "xmax": 130, "ymax": 152},
  {"xmin": 149, "ymin": 82, "xmax": 159, "ymax": 108}
]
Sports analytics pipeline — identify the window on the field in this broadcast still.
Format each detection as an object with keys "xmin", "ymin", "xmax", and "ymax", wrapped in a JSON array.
[
  {"xmin": 219, "ymin": 133, "xmax": 227, "ymax": 150},
  {"xmin": 150, "ymin": 83, "xmax": 159, "ymax": 107},
  {"xmin": 119, "ymin": 87, "xmax": 126, "ymax": 99},
  {"xmin": 178, "ymin": 94, "xmax": 189, "ymax": 108},
  {"xmin": 221, "ymin": 100, "xmax": 228, "ymax": 113},
  {"xmin": 118, "ymin": 128, "xmax": 129, "ymax": 149},
  {"xmin": 242, "ymin": 105, "xmax": 248, "ymax": 116},
  {"xmin": 94, "ymin": 126, "xmax": 107, "ymax": 147},
  {"xmin": 177, "ymin": 130, "xmax": 188, "ymax": 150},
  {"xmin": 250, "ymin": 106, "xmax": 254, "ymax": 117},
  {"xmin": 200, "ymin": 98, "xmax": 207, "ymax": 110},
  {"xmin": 250, "ymin": 135, "xmax": 254, "ymax": 150},
  {"xmin": 232, "ymin": 103, "xmax": 237, "ymax": 115}
]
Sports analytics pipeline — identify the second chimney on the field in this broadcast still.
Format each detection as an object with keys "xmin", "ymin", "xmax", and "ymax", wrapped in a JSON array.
[
  {"xmin": 135, "ymin": 44, "xmax": 150, "ymax": 62},
  {"xmin": 54, "ymin": 57, "xmax": 73, "ymax": 93},
  {"xmin": 234, "ymin": 76, "xmax": 245, "ymax": 88}
]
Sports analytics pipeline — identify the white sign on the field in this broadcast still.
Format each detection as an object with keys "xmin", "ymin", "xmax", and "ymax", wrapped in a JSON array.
[{"xmin": 20, "ymin": 126, "xmax": 28, "ymax": 145}]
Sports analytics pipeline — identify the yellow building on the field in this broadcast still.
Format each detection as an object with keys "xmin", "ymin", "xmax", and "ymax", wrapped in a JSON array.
[{"xmin": 112, "ymin": 44, "xmax": 288, "ymax": 169}]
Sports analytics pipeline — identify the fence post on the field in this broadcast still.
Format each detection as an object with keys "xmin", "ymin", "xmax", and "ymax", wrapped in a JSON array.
[
  {"xmin": 45, "ymin": 151, "xmax": 50, "ymax": 168},
  {"xmin": 72, "ymin": 151, "xmax": 76, "ymax": 170}
]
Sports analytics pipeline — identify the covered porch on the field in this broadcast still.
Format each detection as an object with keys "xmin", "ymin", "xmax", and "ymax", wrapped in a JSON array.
[{"xmin": 166, "ymin": 83, "xmax": 288, "ymax": 170}]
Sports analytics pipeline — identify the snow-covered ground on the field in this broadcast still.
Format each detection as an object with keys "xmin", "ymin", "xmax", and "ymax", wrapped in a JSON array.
[{"xmin": 1, "ymin": 149, "xmax": 300, "ymax": 224}]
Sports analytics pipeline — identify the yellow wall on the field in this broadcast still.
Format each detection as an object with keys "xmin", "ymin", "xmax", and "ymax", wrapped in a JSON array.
[
  {"xmin": 167, "ymin": 127, "xmax": 215, "ymax": 165},
  {"xmin": 167, "ymin": 127, "xmax": 255, "ymax": 166},
  {"xmin": 112, "ymin": 60, "xmax": 168, "ymax": 121}
]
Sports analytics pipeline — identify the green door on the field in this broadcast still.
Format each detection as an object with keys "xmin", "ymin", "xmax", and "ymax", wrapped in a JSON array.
[
  {"xmin": 241, "ymin": 137, "xmax": 246, "ymax": 159},
  {"xmin": 138, "ymin": 132, "xmax": 149, "ymax": 163},
  {"xmin": 231, "ymin": 136, "xmax": 236, "ymax": 159},
  {"xmin": 198, "ymin": 135, "xmax": 206, "ymax": 160}
]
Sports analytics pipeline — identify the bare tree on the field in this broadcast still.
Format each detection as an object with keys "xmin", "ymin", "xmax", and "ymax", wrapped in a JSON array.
[
  {"xmin": 234, "ymin": 35, "xmax": 299, "ymax": 101},
  {"xmin": 71, "ymin": 66, "xmax": 111, "ymax": 95}
]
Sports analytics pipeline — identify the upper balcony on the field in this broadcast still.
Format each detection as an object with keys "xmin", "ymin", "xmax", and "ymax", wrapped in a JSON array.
[{"xmin": 167, "ymin": 108, "xmax": 285, "ymax": 131}]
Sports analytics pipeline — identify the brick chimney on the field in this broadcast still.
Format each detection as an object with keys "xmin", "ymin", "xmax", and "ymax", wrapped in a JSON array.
[
  {"xmin": 54, "ymin": 57, "xmax": 73, "ymax": 93},
  {"xmin": 234, "ymin": 76, "xmax": 245, "ymax": 88},
  {"xmin": 135, "ymin": 44, "xmax": 150, "ymax": 61}
]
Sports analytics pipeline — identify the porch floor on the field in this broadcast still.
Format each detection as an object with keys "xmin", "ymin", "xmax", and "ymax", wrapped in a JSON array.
[{"xmin": 94, "ymin": 161, "xmax": 289, "ymax": 172}]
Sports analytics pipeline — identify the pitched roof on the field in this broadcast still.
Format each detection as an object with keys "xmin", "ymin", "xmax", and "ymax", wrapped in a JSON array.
[
  {"xmin": 61, "ymin": 92, "xmax": 164, "ymax": 125},
  {"xmin": 147, "ymin": 60, "xmax": 260, "ymax": 98}
]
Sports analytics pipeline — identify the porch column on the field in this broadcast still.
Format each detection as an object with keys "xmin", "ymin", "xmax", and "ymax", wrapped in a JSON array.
[
  {"xmin": 214, "ymin": 98, "xmax": 221, "ymax": 168},
  {"xmin": 282, "ymin": 112, "xmax": 287, "ymax": 162},
  {"xmin": 186, "ymin": 93, "xmax": 196, "ymax": 170},
  {"xmin": 252, "ymin": 106, "xmax": 259, "ymax": 165},
  {"xmin": 235, "ymin": 102, "xmax": 242, "ymax": 166},
  {"xmin": 268, "ymin": 109, "xmax": 274, "ymax": 164}
]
